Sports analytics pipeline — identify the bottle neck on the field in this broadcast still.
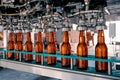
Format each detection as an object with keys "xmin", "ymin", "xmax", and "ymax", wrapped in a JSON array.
[
  {"xmin": 9, "ymin": 32, "xmax": 14, "ymax": 41},
  {"xmin": 17, "ymin": 32, "xmax": 23, "ymax": 42},
  {"xmin": 62, "ymin": 31, "xmax": 69, "ymax": 43},
  {"xmin": 26, "ymin": 32, "xmax": 31, "ymax": 42},
  {"xmin": 79, "ymin": 30, "xmax": 85, "ymax": 43},
  {"xmin": 48, "ymin": 32, "xmax": 54, "ymax": 43},
  {"xmin": 36, "ymin": 32, "xmax": 42, "ymax": 42},
  {"xmin": 97, "ymin": 29, "xmax": 105, "ymax": 43}
]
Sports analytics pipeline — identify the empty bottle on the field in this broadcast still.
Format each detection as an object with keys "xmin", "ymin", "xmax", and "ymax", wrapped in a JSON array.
[
  {"xmin": 61, "ymin": 31, "xmax": 71, "ymax": 67},
  {"xmin": 95, "ymin": 29, "xmax": 108, "ymax": 72},
  {"xmin": 15, "ymin": 30, "xmax": 23, "ymax": 60},
  {"xmin": 24, "ymin": 31, "xmax": 33, "ymax": 62},
  {"xmin": 7, "ymin": 29, "xmax": 14, "ymax": 59},
  {"xmin": 35, "ymin": 31, "xmax": 43, "ymax": 63},
  {"xmin": 47, "ymin": 31, "xmax": 56, "ymax": 65},
  {"xmin": 77, "ymin": 30, "xmax": 88, "ymax": 69}
]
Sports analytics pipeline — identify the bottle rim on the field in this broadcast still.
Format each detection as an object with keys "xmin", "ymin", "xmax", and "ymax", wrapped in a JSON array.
[
  {"xmin": 77, "ymin": 26, "xmax": 87, "ymax": 31},
  {"xmin": 62, "ymin": 27, "xmax": 71, "ymax": 31},
  {"xmin": 47, "ymin": 28, "xmax": 55, "ymax": 32},
  {"xmin": 36, "ymin": 28, "xmax": 43, "ymax": 32},
  {"xmin": 96, "ymin": 26, "xmax": 104, "ymax": 30}
]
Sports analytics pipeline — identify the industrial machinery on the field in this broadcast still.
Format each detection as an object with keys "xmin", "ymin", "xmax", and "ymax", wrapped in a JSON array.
[{"xmin": 0, "ymin": 0, "xmax": 120, "ymax": 80}]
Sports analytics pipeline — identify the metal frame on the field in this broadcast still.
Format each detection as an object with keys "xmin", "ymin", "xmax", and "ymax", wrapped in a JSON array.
[{"xmin": 0, "ymin": 59, "xmax": 119, "ymax": 80}]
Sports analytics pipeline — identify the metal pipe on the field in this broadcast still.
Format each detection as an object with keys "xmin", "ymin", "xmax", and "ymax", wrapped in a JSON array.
[
  {"xmin": 3, "ymin": 51, "xmax": 5, "ymax": 59},
  {"xmin": 0, "ymin": 2, "xmax": 40, "ymax": 16},
  {"xmin": 19, "ymin": 53, "xmax": 22, "ymax": 62},
  {"xmin": 67, "ymin": 10, "xmax": 101, "ymax": 18},
  {"xmin": 38, "ymin": 14, "xmax": 64, "ymax": 20},
  {"xmin": 70, "ymin": 58, "xmax": 73, "ymax": 69},
  {"xmin": 84, "ymin": 0, "xmax": 90, "ymax": 11},
  {"xmin": 108, "ymin": 62, "xmax": 112, "ymax": 75},
  {"xmin": 41, "ymin": 56, "xmax": 44, "ymax": 65}
]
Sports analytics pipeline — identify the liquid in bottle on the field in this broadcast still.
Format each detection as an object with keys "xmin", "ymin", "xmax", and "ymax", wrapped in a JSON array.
[
  {"xmin": 61, "ymin": 31, "xmax": 71, "ymax": 67},
  {"xmin": 35, "ymin": 31, "xmax": 43, "ymax": 63},
  {"xmin": 47, "ymin": 32, "xmax": 56, "ymax": 65},
  {"xmin": 77, "ymin": 30, "xmax": 88, "ymax": 69},
  {"xmin": 95, "ymin": 29, "xmax": 108, "ymax": 72},
  {"xmin": 15, "ymin": 30, "xmax": 23, "ymax": 60},
  {"xmin": 24, "ymin": 31, "xmax": 33, "ymax": 62},
  {"xmin": 7, "ymin": 31, "xmax": 14, "ymax": 59}
]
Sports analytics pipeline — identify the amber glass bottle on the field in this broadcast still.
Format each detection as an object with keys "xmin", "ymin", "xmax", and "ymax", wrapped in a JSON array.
[
  {"xmin": 15, "ymin": 30, "xmax": 23, "ymax": 60},
  {"xmin": 14, "ymin": 32, "xmax": 17, "ymax": 52},
  {"xmin": 61, "ymin": 31, "xmax": 71, "ymax": 67},
  {"xmin": 7, "ymin": 30, "xmax": 14, "ymax": 59},
  {"xmin": 24, "ymin": 31, "xmax": 33, "ymax": 61},
  {"xmin": 95, "ymin": 29, "xmax": 108, "ymax": 72},
  {"xmin": 47, "ymin": 31, "xmax": 56, "ymax": 65},
  {"xmin": 77, "ymin": 30, "xmax": 88, "ymax": 69},
  {"xmin": 35, "ymin": 31, "xmax": 43, "ymax": 63}
]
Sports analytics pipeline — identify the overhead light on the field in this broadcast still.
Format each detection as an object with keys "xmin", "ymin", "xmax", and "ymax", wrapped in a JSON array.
[{"xmin": 104, "ymin": 7, "xmax": 111, "ymax": 15}]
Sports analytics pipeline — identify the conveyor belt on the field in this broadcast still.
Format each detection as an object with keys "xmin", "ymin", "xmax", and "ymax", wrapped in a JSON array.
[{"xmin": 0, "ymin": 59, "xmax": 119, "ymax": 80}]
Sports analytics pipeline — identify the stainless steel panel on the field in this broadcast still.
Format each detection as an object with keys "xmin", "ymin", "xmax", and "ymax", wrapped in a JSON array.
[{"xmin": 0, "ymin": 59, "xmax": 118, "ymax": 80}]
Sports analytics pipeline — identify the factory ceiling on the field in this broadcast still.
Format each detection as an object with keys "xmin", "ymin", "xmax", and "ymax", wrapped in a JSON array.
[
  {"xmin": 0, "ymin": 0, "xmax": 120, "ymax": 15},
  {"xmin": 107, "ymin": 0, "xmax": 120, "ymax": 15},
  {"xmin": 0, "ymin": 0, "xmax": 120, "ymax": 21},
  {"xmin": 0, "ymin": 0, "xmax": 107, "ymax": 16}
]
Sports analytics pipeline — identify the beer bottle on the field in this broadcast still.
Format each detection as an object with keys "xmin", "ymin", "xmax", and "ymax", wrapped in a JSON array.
[
  {"xmin": 14, "ymin": 31, "xmax": 17, "ymax": 51},
  {"xmin": 7, "ymin": 28, "xmax": 14, "ymax": 59},
  {"xmin": 95, "ymin": 29, "xmax": 108, "ymax": 72},
  {"xmin": 77, "ymin": 30, "xmax": 88, "ymax": 69},
  {"xmin": 15, "ymin": 29, "xmax": 23, "ymax": 60},
  {"xmin": 47, "ymin": 31, "xmax": 56, "ymax": 65},
  {"xmin": 61, "ymin": 31, "xmax": 71, "ymax": 67},
  {"xmin": 24, "ymin": 30, "xmax": 33, "ymax": 62},
  {"xmin": 35, "ymin": 29, "xmax": 43, "ymax": 63}
]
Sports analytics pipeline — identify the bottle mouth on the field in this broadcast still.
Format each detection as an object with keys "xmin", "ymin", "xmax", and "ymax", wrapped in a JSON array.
[
  {"xmin": 8, "ymin": 30, "xmax": 13, "ymax": 33},
  {"xmin": 62, "ymin": 27, "xmax": 71, "ymax": 31},
  {"xmin": 77, "ymin": 26, "xmax": 86, "ymax": 31},
  {"xmin": 47, "ymin": 28, "xmax": 55, "ymax": 32},
  {"xmin": 96, "ymin": 26, "xmax": 104, "ymax": 30},
  {"xmin": 36, "ymin": 28, "xmax": 43, "ymax": 32},
  {"xmin": 25, "ymin": 29, "xmax": 32, "ymax": 32},
  {"xmin": 16, "ymin": 30, "xmax": 22, "ymax": 33}
]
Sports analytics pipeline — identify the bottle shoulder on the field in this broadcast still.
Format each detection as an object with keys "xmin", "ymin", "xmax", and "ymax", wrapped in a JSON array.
[
  {"xmin": 35, "ymin": 41, "xmax": 43, "ymax": 44},
  {"xmin": 48, "ymin": 42, "xmax": 55, "ymax": 45},
  {"xmin": 77, "ymin": 43, "xmax": 87, "ymax": 47},
  {"xmin": 7, "ymin": 41, "xmax": 14, "ymax": 44},
  {"xmin": 25, "ymin": 41, "xmax": 32, "ymax": 44},
  {"xmin": 61, "ymin": 43, "xmax": 71, "ymax": 48},
  {"xmin": 61, "ymin": 42, "xmax": 71, "ymax": 45},
  {"xmin": 35, "ymin": 42, "xmax": 44, "ymax": 47},
  {"xmin": 95, "ymin": 43, "xmax": 107, "ymax": 48}
]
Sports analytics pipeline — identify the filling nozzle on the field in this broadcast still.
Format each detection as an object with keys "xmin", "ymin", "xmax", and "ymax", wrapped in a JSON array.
[
  {"xmin": 77, "ymin": 26, "xmax": 87, "ymax": 31},
  {"xmin": 62, "ymin": 24, "xmax": 71, "ymax": 32},
  {"xmin": 35, "ymin": 24, "xmax": 43, "ymax": 33},
  {"xmin": 96, "ymin": 17, "xmax": 105, "ymax": 30},
  {"xmin": 47, "ymin": 26, "xmax": 56, "ymax": 32},
  {"xmin": 84, "ymin": 0, "xmax": 90, "ymax": 11}
]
